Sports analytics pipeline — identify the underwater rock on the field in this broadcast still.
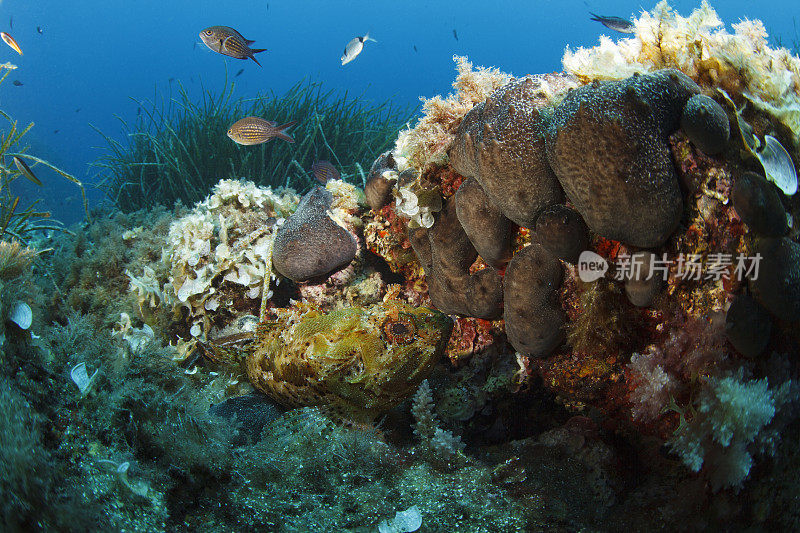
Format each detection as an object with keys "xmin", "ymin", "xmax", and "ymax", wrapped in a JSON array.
[
  {"xmin": 449, "ymin": 75, "xmax": 564, "ymax": 228},
  {"xmin": 454, "ymin": 177, "xmax": 513, "ymax": 268},
  {"xmin": 365, "ymin": 151, "xmax": 398, "ymax": 210},
  {"xmin": 750, "ymin": 237, "xmax": 800, "ymax": 321},
  {"xmin": 272, "ymin": 186, "xmax": 357, "ymax": 282},
  {"xmin": 503, "ymin": 243, "xmax": 565, "ymax": 356},
  {"xmin": 725, "ymin": 294, "xmax": 771, "ymax": 358},
  {"xmin": 244, "ymin": 296, "xmax": 453, "ymax": 421},
  {"xmin": 680, "ymin": 94, "xmax": 730, "ymax": 155},
  {"xmin": 531, "ymin": 204, "xmax": 589, "ymax": 264},
  {"xmin": 731, "ymin": 171, "xmax": 788, "ymax": 237},
  {"xmin": 546, "ymin": 69, "xmax": 700, "ymax": 247},
  {"xmin": 623, "ymin": 251, "xmax": 662, "ymax": 307}
]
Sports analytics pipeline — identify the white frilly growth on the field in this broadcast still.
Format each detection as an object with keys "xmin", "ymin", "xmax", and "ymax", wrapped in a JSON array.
[
  {"xmin": 395, "ymin": 186, "xmax": 435, "ymax": 229},
  {"xmin": 70, "ymin": 362, "xmax": 99, "ymax": 397},
  {"xmin": 9, "ymin": 301, "xmax": 32, "ymax": 330},
  {"xmin": 377, "ymin": 505, "xmax": 422, "ymax": 533}
]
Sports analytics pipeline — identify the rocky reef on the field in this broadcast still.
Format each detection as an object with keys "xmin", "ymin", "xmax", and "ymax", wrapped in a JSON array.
[
  {"xmin": 4, "ymin": 2, "xmax": 800, "ymax": 531},
  {"xmin": 368, "ymin": 0, "xmax": 800, "ymax": 514}
]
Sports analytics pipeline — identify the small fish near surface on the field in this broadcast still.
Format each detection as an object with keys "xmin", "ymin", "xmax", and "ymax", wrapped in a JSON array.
[
  {"xmin": 234, "ymin": 68, "xmax": 244, "ymax": 77},
  {"xmin": 1, "ymin": 32, "xmax": 22, "ymax": 55},
  {"xmin": 589, "ymin": 12, "xmax": 635, "ymax": 33},
  {"xmin": 311, "ymin": 160, "xmax": 340, "ymax": 184},
  {"xmin": 227, "ymin": 117, "xmax": 296, "ymax": 145},
  {"xmin": 13, "ymin": 156, "xmax": 43, "ymax": 186},
  {"xmin": 200, "ymin": 26, "xmax": 267, "ymax": 67},
  {"xmin": 37, "ymin": 26, "xmax": 44, "ymax": 35},
  {"xmin": 341, "ymin": 32, "xmax": 376, "ymax": 65},
  {"xmin": 453, "ymin": 29, "xmax": 458, "ymax": 41},
  {"xmin": 12, "ymin": 80, "xmax": 22, "ymax": 86}
]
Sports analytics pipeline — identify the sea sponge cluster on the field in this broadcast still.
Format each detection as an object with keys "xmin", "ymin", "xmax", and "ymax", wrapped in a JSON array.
[
  {"xmin": 395, "ymin": 67, "xmax": 699, "ymax": 357},
  {"xmin": 160, "ymin": 179, "xmax": 299, "ymax": 334}
]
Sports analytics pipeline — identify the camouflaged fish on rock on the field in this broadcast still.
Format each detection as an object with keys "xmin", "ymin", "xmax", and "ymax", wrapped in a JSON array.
[{"xmin": 205, "ymin": 292, "xmax": 453, "ymax": 422}]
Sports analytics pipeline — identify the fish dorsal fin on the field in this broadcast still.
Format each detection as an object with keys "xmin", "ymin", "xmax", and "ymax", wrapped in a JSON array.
[{"xmin": 245, "ymin": 38, "xmax": 256, "ymax": 45}]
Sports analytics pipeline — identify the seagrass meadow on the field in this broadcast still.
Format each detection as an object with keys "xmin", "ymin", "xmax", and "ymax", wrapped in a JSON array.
[{"xmin": 95, "ymin": 77, "xmax": 416, "ymax": 211}]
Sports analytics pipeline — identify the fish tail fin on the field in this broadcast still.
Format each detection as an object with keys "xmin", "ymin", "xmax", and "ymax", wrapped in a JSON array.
[
  {"xmin": 589, "ymin": 12, "xmax": 601, "ymax": 21},
  {"xmin": 275, "ymin": 121, "xmax": 297, "ymax": 143},
  {"xmin": 248, "ymin": 49, "xmax": 267, "ymax": 66},
  {"xmin": 363, "ymin": 31, "xmax": 377, "ymax": 43}
]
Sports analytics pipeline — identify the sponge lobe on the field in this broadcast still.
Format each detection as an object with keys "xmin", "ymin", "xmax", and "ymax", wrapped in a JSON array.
[
  {"xmin": 545, "ymin": 69, "xmax": 700, "ymax": 248},
  {"xmin": 454, "ymin": 177, "xmax": 513, "ymax": 268},
  {"xmin": 449, "ymin": 75, "xmax": 564, "ymax": 228},
  {"xmin": 413, "ymin": 198, "xmax": 503, "ymax": 319},
  {"xmin": 272, "ymin": 187, "xmax": 357, "ymax": 282},
  {"xmin": 503, "ymin": 243, "xmax": 565, "ymax": 357},
  {"xmin": 680, "ymin": 94, "xmax": 730, "ymax": 155}
]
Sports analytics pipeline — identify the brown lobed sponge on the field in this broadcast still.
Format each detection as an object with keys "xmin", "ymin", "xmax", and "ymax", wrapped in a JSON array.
[
  {"xmin": 412, "ymin": 198, "xmax": 504, "ymax": 320},
  {"xmin": 449, "ymin": 75, "xmax": 564, "ymax": 228},
  {"xmin": 503, "ymin": 243, "xmax": 566, "ymax": 356},
  {"xmin": 750, "ymin": 237, "xmax": 800, "ymax": 321},
  {"xmin": 731, "ymin": 171, "xmax": 788, "ymax": 237},
  {"xmin": 365, "ymin": 151, "xmax": 397, "ymax": 211},
  {"xmin": 680, "ymin": 94, "xmax": 731, "ymax": 156},
  {"xmin": 531, "ymin": 204, "xmax": 589, "ymax": 264},
  {"xmin": 454, "ymin": 177, "xmax": 513, "ymax": 269},
  {"xmin": 545, "ymin": 69, "xmax": 700, "ymax": 248},
  {"xmin": 272, "ymin": 187, "xmax": 357, "ymax": 282}
]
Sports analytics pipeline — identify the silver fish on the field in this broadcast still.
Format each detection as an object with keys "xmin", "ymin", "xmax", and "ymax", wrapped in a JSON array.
[
  {"xmin": 341, "ymin": 32, "xmax": 376, "ymax": 66},
  {"xmin": 589, "ymin": 13, "xmax": 635, "ymax": 34}
]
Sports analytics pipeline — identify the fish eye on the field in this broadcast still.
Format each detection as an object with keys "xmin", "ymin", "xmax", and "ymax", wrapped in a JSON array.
[
  {"xmin": 382, "ymin": 314, "xmax": 416, "ymax": 345},
  {"xmin": 204, "ymin": 30, "xmax": 213, "ymax": 35}
]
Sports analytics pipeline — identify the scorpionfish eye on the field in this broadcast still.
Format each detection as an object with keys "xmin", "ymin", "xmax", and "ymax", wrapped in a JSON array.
[{"xmin": 383, "ymin": 314, "xmax": 417, "ymax": 345}]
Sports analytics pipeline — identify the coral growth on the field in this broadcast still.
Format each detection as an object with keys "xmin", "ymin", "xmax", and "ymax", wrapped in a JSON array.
[{"xmin": 394, "ymin": 56, "xmax": 512, "ymax": 171}]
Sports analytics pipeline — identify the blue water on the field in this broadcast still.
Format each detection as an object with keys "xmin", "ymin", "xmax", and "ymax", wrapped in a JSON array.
[{"xmin": 2, "ymin": 0, "xmax": 797, "ymax": 224}]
